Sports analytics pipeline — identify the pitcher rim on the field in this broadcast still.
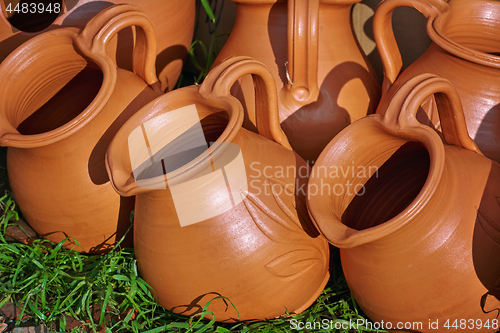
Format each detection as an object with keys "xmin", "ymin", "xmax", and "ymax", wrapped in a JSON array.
[
  {"xmin": 307, "ymin": 115, "xmax": 445, "ymax": 248},
  {"xmin": 0, "ymin": 27, "xmax": 117, "ymax": 148},
  {"xmin": 429, "ymin": 13, "xmax": 500, "ymax": 68},
  {"xmin": 106, "ymin": 86, "xmax": 245, "ymax": 196}
]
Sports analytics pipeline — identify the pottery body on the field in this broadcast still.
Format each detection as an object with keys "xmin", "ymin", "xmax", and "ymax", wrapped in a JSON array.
[
  {"xmin": 0, "ymin": 5, "xmax": 162, "ymax": 252},
  {"xmin": 214, "ymin": 0, "xmax": 380, "ymax": 162},
  {"xmin": 307, "ymin": 74, "xmax": 500, "ymax": 331},
  {"xmin": 374, "ymin": 0, "xmax": 500, "ymax": 163},
  {"xmin": 0, "ymin": 0, "xmax": 195, "ymax": 91},
  {"xmin": 106, "ymin": 57, "xmax": 330, "ymax": 321}
]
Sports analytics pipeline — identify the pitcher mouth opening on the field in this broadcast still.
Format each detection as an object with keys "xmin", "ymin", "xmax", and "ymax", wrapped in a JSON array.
[
  {"xmin": 0, "ymin": 29, "xmax": 117, "ymax": 148},
  {"xmin": 430, "ymin": 1, "xmax": 500, "ymax": 66},
  {"xmin": 340, "ymin": 141, "xmax": 430, "ymax": 230},
  {"xmin": 122, "ymin": 90, "xmax": 244, "ymax": 192},
  {"xmin": 16, "ymin": 63, "xmax": 103, "ymax": 136},
  {"xmin": 130, "ymin": 109, "xmax": 232, "ymax": 190},
  {"xmin": 307, "ymin": 117, "xmax": 444, "ymax": 248}
]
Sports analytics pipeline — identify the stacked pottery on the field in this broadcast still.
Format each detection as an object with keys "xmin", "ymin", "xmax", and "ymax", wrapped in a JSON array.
[
  {"xmin": 106, "ymin": 56, "xmax": 330, "ymax": 321},
  {"xmin": 0, "ymin": 0, "xmax": 195, "ymax": 91},
  {"xmin": 307, "ymin": 74, "xmax": 500, "ymax": 332},
  {"xmin": 213, "ymin": 0, "xmax": 381, "ymax": 162},
  {"xmin": 373, "ymin": 0, "xmax": 500, "ymax": 163},
  {"xmin": 0, "ymin": 4, "xmax": 163, "ymax": 253}
]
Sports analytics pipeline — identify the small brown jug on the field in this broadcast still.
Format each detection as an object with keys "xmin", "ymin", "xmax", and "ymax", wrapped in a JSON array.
[
  {"xmin": 308, "ymin": 73, "xmax": 500, "ymax": 331},
  {"xmin": 0, "ymin": 4, "xmax": 162, "ymax": 253},
  {"xmin": 0, "ymin": 0, "xmax": 195, "ymax": 91},
  {"xmin": 374, "ymin": 0, "xmax": 500, "ymax": 163},
  {"xmin": 213, "ymin": 0, "xmax": 381, "ymax": 163},
  {"xmin": 106, "ymin": 56, "xmax": 330, "ymax": 322}
]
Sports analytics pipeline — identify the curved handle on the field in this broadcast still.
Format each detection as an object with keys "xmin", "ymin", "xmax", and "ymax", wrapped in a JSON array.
[
  {"xmin": 373, "ymin": 0, "xmax": 448, "ymax": 94},
  {"xmin": 285, "ymin": 0, "xmax": 319, "ymax": 104},
  {"xmin": 76, "ymin": 4, "xmax": 157, "ymax": 85},
  {"xmin": 200, "ymin": 56, "xmax": 292, "ymax": 149},
  {"xmin": 382, "ymin": 73, "xmax": 480, "ymax": 153}
]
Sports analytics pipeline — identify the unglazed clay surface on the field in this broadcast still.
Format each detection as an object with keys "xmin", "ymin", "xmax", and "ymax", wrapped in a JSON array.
[
  {"xmin": 308, "ymin": 74, "xmax": 500, "ymax": 331},
  {"xmin": 106, "ymin": 57, "xmax": 330, "ymax": 322},
  {"xmin": 0, "ymin": 5, "xmax": 163, "ymax": 253},
  {"xmin": 213, "ymin": 0, "xmax": 381, "ymax": 163},
  {"xmin": 0, "ymin": 0, "xmax": 195, "ymax": 91},
  {"xmin": 374, "ymin": 0, "xmax": 500, "ymax": 163}
]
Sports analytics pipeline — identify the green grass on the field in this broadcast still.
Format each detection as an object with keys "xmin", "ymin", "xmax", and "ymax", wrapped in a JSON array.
[
  {"xmin": 0, "ymin": 192, "xmax": 387, "ymax": 333},
  {"xmin": 176, "ymin": 0, "xmax": 229, "ymax": 87}
]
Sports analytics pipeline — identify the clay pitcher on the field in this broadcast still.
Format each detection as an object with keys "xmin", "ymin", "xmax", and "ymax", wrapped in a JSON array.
[
  {"xmin": 0, "ymin": 4, "xmax": 162, "ymax": 253},
  {"xmin": 307, "ymin": 73, "xmax": 500, "ymax": 331},
  {"xmin": 106, "ymin": 56, "xmax": 330, "ymax": 321},
  {"xmin": 0, "ymin": 0, "xmax": 195, "ymax": 91},
  {"xmin": 374, "ymin": 0, "xmax": 500, "ymax": 163},
  {"xmin": 213, "ymin": 0, "xmax": 381, "ymax": 163}
]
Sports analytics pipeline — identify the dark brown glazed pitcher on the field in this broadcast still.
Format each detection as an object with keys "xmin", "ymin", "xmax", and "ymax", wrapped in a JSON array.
[
  {"xmin": 0, "ymin": 4, "xmax": 162, "ymax": 253},
  {"xmin": 308, "ymin": 73, "xmax": 500, "ymax": 331}
]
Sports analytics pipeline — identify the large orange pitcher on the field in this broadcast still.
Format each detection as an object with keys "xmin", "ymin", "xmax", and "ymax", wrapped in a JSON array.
[
  {"xmin": 106, "ymin": 57, "xmax": 330, "ymax": 321},
  {"xmin": 214, "ymin": 0, "xmax": 381, "ymax": 163},
  {"xmin": 308, "ymin": 73, "xmax": 500, "ymax": 331},
  {"xmin": 0, "ymin": 4, "xmax": 162, "ymax": 253}
]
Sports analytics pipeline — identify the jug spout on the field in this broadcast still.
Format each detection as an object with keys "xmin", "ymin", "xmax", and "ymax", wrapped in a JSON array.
[{"xmin": 0, "ymin": 119, "xmax": 18, "ymax": 146}]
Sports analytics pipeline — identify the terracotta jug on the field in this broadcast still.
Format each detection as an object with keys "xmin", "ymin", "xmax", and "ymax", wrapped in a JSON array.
[
  {"xmin": 106, "ymin": 56, "xmax": 330, "ymax": 322},
  {"xmin": 307, "ymin": 74, "xmax": 500, "ymax": 331},
  {"xmin": 374, "ymin": 0, "xmax": 500, "ymax": 163},
  {"xmin": 0, "ymin": 0, "xmax": 195, "ymax": 91},
  {"xmin": 0, "ymin": 4, "xmax": 162, "ymax": 253},
  {"xmin": 213, "ymin": 0, "xmax": 381, "ymax": 163}
]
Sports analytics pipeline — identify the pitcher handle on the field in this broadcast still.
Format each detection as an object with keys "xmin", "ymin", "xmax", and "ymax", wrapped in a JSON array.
[
  {"xmin": 382, "ymin": 73, "xmax": 481, "ymax": 153},
  {"xmin": 200, "ymin": 56, "xmax": 292, "ymax": 149},
  {"xmin": 76, "ymin": 4, "xmax": 157, "ymax": 85},
  {"xmin": 284, "ymin": 0, "xmax": 319, "ymax": 104},
  {"xmin": 373, "ymin": 0, "xmax": 448, "ymax": 94}
]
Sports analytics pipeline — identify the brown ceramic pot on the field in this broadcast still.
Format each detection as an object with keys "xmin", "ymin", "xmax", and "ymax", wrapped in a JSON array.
[
  {"xmin": 106, "ymin": 56, "xmax": 330, "ymax": 322},
  {"xmin": 213, "ymin": 0, "xmax": 381, "ymax": 163},
  {"xmin": 374, "ymin": 0, "xmax": 500, "ymax": 163},
  {"xmin": 307, "ymin": 73, "xmax": 500, "ymax": 331},
  {"xmin": 0, "ymin": 0, "xmax": 195, "ymax": 91},
  {"xmin": 0, "ymin": 4, "xmax": 162, "ymax": 253}
]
